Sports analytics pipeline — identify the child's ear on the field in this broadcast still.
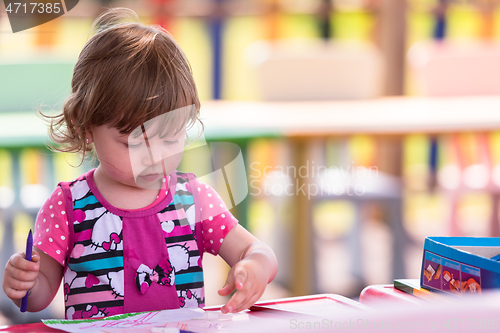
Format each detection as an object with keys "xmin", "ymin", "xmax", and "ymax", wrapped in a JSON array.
[
  {"xmin": 71, "ymin": 116, "xmax": 88, "ymax": 142},
  {"xmin": 85, "ymin": 128, "xmax": 94, "ymax": 145}
]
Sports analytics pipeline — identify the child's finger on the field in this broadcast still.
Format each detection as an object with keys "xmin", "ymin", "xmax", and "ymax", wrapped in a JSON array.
[
  {"xmin": 221, "ymin": 283, "xmax": 251, "ymax": 314},
  {"xmin": 233, "ymin": 269, "xmax": 247, "ymax": 290},
  {"xmin": 30, "ymin": 250, "xmax": 40, "ymax": 263},
  {"xmin": 226, "ymin": 271, "xmax": 267, "ymax": 313},
  {"xmin": 223, "ymin": 290, "xmax": 254, "ymax": 314},
  {"xmin": 6, "ymin": 261, "xmax": 39, "ymax": 282},
  {"xmin": 218, "ymin": 270, "xmax": 235, "ymax": 297},
  {"xmin": 4, "ymin": 275, "xmax": 36, "ymax": 293},
  {"xmin": 3, "ymin": 285, "xmax": 30, "ymax": 301},
  {"xmin": 217, "ymin": 283, "xmax": 233, "ymax": 297},
  {"xmin": 2, "ymin": 269, "xmax": 37, "ymax": 301},
  {"xmin": 11, "ymin": 253, "xmax": 39, "ymax": 272},
  {"xmin": 219, "ymin": 265, "xmax": 247, "ymax": 297},
  {"xmin": 230, "ymin": 291, "xmax": 261, "ymax": 313},
  {"xmin": 11, "ymin": 267, "xmax": 39, "ymax": 282}
]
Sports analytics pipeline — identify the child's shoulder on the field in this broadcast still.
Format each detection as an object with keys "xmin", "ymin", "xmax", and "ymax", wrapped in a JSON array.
[
  {"xmin": 58, "ymin": 169, "xmax": 94, "ymax": 188},
  {"xmin": 55, "ymin": 169, "xmax": 96, "ymax": 204},
  {"xmin": 174, "ymin": 170, "xmax": 193, "ymax": 181},
  {"xmin": 174, "ymin": 171, "xmax": 216, "ymax": 191}
]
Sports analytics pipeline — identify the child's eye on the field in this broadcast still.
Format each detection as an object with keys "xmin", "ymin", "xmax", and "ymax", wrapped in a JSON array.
[
  {"xmin": 164, "ymin": 140, "xmax": 179, "ymax": 146},
  {"xmin": 126, "ymin": 142, "xmax": 143, "ymax": 148}
]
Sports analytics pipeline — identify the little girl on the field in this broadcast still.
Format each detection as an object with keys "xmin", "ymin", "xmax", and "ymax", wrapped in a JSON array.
[{"xmin": 2, "ymin": 8, "xmax": 277, "ymax": 320}]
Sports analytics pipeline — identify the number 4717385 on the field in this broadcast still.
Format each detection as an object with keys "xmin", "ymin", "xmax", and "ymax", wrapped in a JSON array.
[{"xmin": 5, "ymin": 2, "xmax": 62, "ymax": 14}]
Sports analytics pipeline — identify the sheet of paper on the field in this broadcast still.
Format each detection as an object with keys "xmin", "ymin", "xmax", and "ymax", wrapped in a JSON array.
[
  {"xmin": 42, "ymin": 308, "xmax": 205, "ymax": 333},
  {"xmin": 42, "ymin": 308, "xmax": 304, "ymax": 333}
]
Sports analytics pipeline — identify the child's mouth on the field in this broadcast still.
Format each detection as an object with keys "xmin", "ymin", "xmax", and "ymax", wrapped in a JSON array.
[{"xmin": 139, "ymin": 173, "xmax": 161, "ymax": 182}]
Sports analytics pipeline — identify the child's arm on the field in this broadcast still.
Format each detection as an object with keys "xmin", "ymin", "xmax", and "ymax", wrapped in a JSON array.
[
  {"xmin": 2, "ymin": 247, "xmax": 63, "ymax": 312},
  {"xmin": 217, "ymin": 224, "xmax": 278, "ymax": 314}
]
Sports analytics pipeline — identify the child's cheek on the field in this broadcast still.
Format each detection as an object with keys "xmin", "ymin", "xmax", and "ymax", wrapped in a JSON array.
[{"xmin": 163, "ymin": 151, "xmax": 183, "ymax": 174}]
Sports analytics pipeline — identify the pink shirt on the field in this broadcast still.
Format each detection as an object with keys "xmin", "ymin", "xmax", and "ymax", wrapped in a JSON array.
[{"xmin": 34, "ymin": 176, "xmax": 237, "ymax": 266}]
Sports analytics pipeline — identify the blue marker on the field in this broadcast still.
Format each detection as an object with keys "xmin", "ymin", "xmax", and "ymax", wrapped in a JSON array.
[{"xmin": 20, "ymin": 229, "xmax": 33, "ymax": 312}]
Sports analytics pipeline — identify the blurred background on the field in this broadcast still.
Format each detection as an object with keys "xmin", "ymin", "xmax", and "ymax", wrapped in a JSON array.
[{"xmin": 2, "ymin": 0, "xmax": 500, "ymax": 325}]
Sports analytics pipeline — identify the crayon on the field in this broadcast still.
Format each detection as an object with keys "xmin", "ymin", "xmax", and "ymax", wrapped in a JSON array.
[{"xmin": 20, "ymin": 229, "xmax": 33, "ymax": 312}]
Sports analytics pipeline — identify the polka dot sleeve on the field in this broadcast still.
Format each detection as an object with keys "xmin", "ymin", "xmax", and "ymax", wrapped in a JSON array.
[
  {"xmin": 33, "ymin": 186, "xmax": 69, "ymax": 266},
  {"xmin": 193, "ymin": 181, "xmax": 238, "ymax": 255}
]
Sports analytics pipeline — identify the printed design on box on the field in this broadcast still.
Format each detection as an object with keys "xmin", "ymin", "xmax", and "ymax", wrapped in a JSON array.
[
  {"xmin": 422, "ymin": 237, "xmax": 500, "ymax": 292},
  {"xmin": 441, "ymin": 258, "xmax": 461, "ymax": 294},
  {"xmin": 422, "ymin": 251, "xmax": 442, "ymax": 290},
  {"xmin": 460, "ymin": 264, "xmax": 481, "ymax": 294}
]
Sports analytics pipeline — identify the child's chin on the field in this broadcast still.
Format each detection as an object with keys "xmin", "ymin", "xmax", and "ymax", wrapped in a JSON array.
[{"xmin": 135, "ymin": 177, "xmax": 163, "ymax": 190}]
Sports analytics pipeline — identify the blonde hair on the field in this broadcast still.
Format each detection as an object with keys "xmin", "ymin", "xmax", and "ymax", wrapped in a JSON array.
[{"xmin": 43, "ymin": 8, "xmax": 201, "ymax": 161}]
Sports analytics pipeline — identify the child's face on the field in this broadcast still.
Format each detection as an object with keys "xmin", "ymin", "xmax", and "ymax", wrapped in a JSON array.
[{"xmin": 90, "ymin": 122, "xmax": 186, "ymax": 190}]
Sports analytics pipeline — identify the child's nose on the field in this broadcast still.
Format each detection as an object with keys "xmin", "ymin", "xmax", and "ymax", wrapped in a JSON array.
[
  {"xmin": 143, "ymin": 144, "xmax": 181, "ymax": 165},
  {"xmin": 141, "ymin": 146, "xmax": 161, "ymax": 166}
]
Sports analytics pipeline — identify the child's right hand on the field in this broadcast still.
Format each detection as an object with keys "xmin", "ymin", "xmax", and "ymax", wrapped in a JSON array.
[{"xmin": 2, "ymin": 250, "xmax": 40, "ymax": 302}]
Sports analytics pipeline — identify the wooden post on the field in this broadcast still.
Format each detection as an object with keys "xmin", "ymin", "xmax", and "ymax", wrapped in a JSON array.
[
  {"xmin": 290, "ymin": 137, "xmax": 313, "ymax": 296},
  {"xmin": 379, "ymin": 0, "xmax": 407, "ymax": 96}
]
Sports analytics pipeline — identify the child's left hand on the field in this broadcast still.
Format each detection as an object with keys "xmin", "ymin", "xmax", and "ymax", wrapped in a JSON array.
[
  {"xmin": 216, "ymin": 225, "xmax": 278, "ymax": 314},
  {"xmin": 218, "ymin": 252, "xmax": 270, "ymax": 314}
]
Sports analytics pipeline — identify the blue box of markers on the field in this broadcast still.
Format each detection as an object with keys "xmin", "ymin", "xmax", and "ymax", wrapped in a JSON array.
[{"xmin": 420, "ymin": 237, "xmax": 500, "ymax": 294}]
